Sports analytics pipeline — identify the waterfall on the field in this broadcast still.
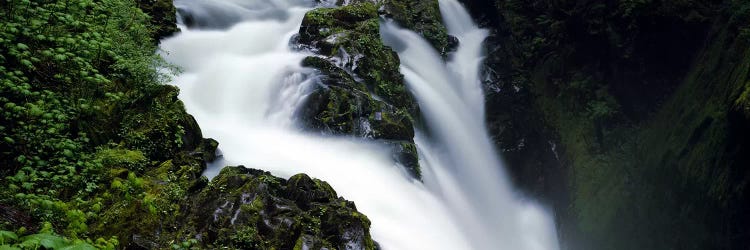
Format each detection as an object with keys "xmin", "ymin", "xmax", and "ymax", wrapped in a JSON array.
[
  {"xmin": 159, "ymin": 0, "xmax": 559, "ymax": 249},
  {"xmin": 380, "ymin": 0, "xmax": 560, "ymax": 248}
]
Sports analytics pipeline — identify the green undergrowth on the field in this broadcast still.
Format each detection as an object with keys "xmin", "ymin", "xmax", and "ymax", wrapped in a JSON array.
[
  {"xmin": 0, "ymin": 225, "xmax": 113, "ymax": 250},
  {"xmin": 0, "ymin": 0, "xmax": 192, "ymax": 247}
]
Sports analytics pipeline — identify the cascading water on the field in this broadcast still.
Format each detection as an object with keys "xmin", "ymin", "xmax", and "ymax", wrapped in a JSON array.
[
  {"xmin": 380, "ymin": 0, "xmax": 559, "ymax": 249},
  {"xmin": 159, "ymin": 0, "xmax": 560, "ymax": 249}
]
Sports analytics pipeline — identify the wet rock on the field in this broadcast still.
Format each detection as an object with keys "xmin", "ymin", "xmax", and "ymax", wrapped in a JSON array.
[
  {"xmin": 296, "ymin": 59, "xmax": 414, "ymax": 141},
  {"xmin": 387, "ymin": 141, "xmax": 420, "ymax": 178},
  {"xmin": 298, "ymin": 3, "xmax": 416, "ymax": 110},
  {"xmin": 295, "ymin": 3, "xmax": 421, "ymax": 177},
  {"xmin": 189, "ymin": 167, "xmax": 376, "ymax": 249},
  {"xmin": 285, "ymin": 173, "xmax": 337, "ymax": 210},
  {"xmin": 378, "ymin": 0, "xmax": 450, "ymax": 53},
  {"xmin": 446, "ymin": 35, "xmax": 460, "ymax": 53}
]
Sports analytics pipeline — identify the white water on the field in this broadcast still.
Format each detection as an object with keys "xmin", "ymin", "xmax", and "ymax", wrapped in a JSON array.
[
  {"xmin": 160, "ymin": 0, "xmax": 559, "ymax": 249},
  {"xmin": 380, "ymin": 0, "xmax": 559, "ymax": 248}
]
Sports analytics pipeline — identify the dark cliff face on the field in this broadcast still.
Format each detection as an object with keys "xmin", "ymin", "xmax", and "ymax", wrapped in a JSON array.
[{"xmin": 462, "ymin": 0, "xmax": 750, "ymax": 249}]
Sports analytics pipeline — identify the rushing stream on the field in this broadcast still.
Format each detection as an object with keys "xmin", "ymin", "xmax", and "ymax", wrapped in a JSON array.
[{"xmin": 160, "ymin": 0, "xmax": 560, "ymax": 249}]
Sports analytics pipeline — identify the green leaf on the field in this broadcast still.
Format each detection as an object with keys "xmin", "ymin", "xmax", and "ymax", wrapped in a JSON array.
[
  {"xmin": 59, "ymin": 242, "xmax": 97, "ymax": 250},
  {"xmin": 0, "ymin": 230, "xmax": 18, "ymax": 244},
  {"xmin": 0, "ymin": 245, "xmax": 21, "ymax": 250},
  {"xmin": 20, "ymin": 233, "xmax": 67, "ymax": 249},
  {"xmin": 21, "ymin": 60, "xmax": 33, "ymax": 68}
]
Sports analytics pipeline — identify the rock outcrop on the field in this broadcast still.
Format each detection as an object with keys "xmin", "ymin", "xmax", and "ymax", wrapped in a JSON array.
[{"xmin": 295, "ymin": 2, "xmax": 423, "ymax": 178}]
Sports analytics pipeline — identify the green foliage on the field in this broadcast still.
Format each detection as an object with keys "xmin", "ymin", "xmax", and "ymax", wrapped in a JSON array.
[
  {"xmin": 228, "ymin": 227, "xmax": 262, "ymax": 249},
  {"xmin": 96, "ymin": 148, "xmax": 147, "ymax": 173},
  {"xmin": 0, "ymin": 0, "xmax": 180, "ymax": 247},
  {"xmin": 0, "ymin": 231, "xmax": 18, "ymax": 245},
  {"xmin": 0, "ymin": 226, "xmax": 116, "ymax": 250}
]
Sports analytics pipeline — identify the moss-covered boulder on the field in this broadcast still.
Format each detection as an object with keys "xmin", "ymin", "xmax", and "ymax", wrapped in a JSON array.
[
  {"xmin": 95, "ymin": 162, "xmax": 376, "ymax": 249},
  {"xmin": 298, "ymin": 57, "xmax": 414, "ymax": 141},
  {"xmin": 90, "ymin": 138, "xmax": 216, "ymax": 248},
  {"xmin": 296, "ymin": 3, "xmax": 421, "ymax": 178},
  {"xmin": 299, "ymin": 3, "xmax": 415, "ymax": 110},
  {"xmin": 194, "ymin": 168, "xmax": 374, "ymax": 249}
]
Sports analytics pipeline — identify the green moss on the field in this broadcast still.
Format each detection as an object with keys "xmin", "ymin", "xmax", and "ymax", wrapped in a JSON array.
[
  {"xmin": 301, "ymin": 3, "xmax": 415, "ymax": 110},
  {"xmin": 176, "ymin": 167, "xmax": 376, "ymax": 249},
  {"xmin": 96, "ymin": 148, "xmax": 148, "ymax": 173}
]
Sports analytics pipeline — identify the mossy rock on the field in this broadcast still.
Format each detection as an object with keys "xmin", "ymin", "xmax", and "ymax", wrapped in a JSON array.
[
  {"xmin": 187, "ymin": 167, "xmax": 376, "ymax": 249},
  {"xmin": 379, "ymin": 0, "xmax": 450, "ymax": 53},
  {"xmin": 96, "ymin": 148, "xmax": 148, "ymax": 172},
  {"xmin": 296, "ymin": 3, "xmax": 422, "ymax": 177},
  {"xmin": 94, "ymin": 164, "xmax": 376, "ymax": 249},
  {"xmin": 298, "ymin": 58, "xmax": 414, "ymax": 141},
  {"xmin": 388, "ymin": 141, "xmax": 420, "ymax": 178},
  {"xmin": 299, "ymin": 3, "xmax": 417, "ymax": 111}
]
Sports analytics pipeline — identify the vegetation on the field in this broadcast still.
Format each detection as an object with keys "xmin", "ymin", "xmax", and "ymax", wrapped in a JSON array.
[
  {"xmin": 0, "ymin": 226, "xmax": 110, "ymax": 250},
  {"xmin": 0, "ymin": 0, "xmax": 182, "ymax": 246}
]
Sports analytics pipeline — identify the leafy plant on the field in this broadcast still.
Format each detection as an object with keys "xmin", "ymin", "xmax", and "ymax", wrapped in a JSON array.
[{"xmin": 0, "ymin": 0, "xmax": 178, "ymax": 246}]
